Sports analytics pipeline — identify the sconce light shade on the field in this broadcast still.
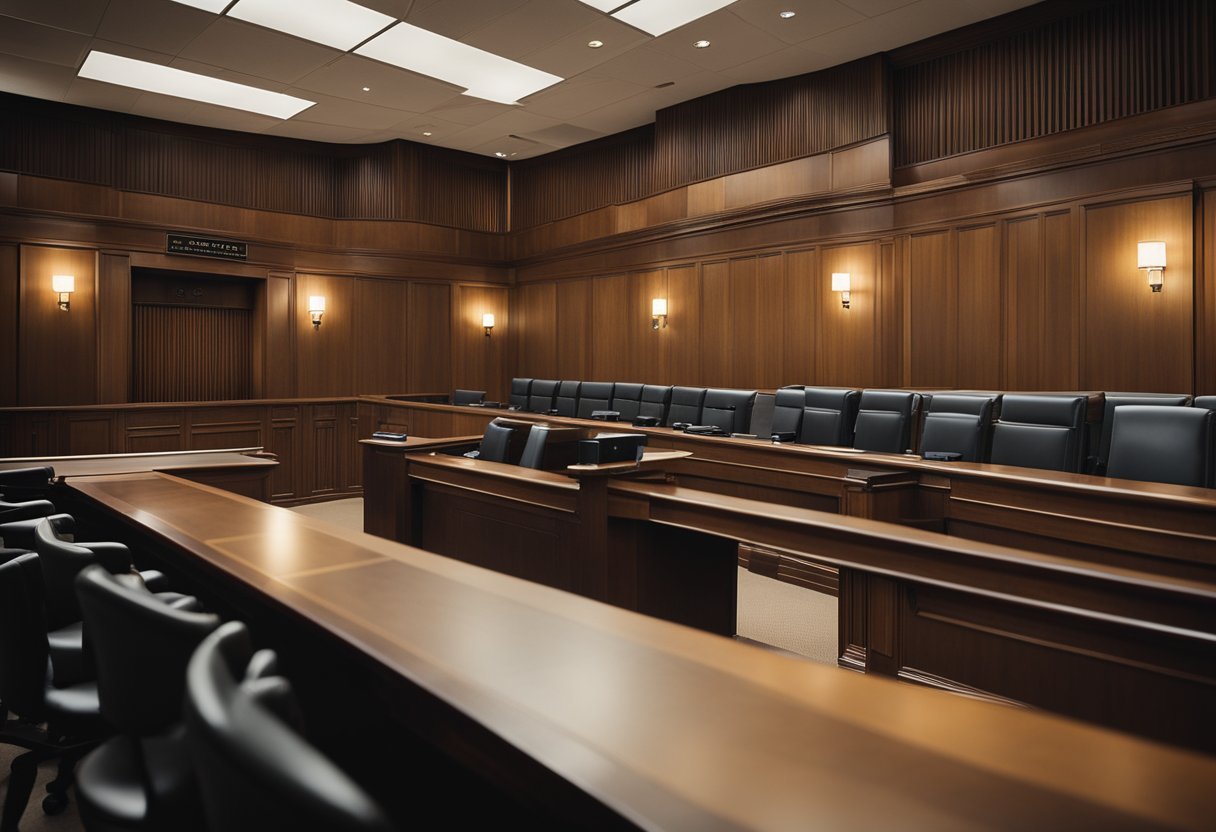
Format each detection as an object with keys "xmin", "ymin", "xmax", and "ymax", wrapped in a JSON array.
[
  {"xmin": 831, "ymin": 272, "xmax": 851, "ymax": 309},
  {"xmin": 1137, "ymin": 241, "xmax": 1166, "ymax": 292},
  {"xmin": 308, "ymin": 295, "xmax": 326, "ymax": 328},
  {"xmin": 482, "ymin": 312, "xmax": 495, "ymax": 336},
  {"xmin": 651, "ymin": 297, "xmax": 668, "ymax": 330},
  {"xmin": 52, "ymin": 274, "xmax": 75, "ymax": 311}
]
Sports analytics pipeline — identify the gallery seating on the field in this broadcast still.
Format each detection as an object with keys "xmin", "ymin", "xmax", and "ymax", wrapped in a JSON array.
[
  {"xmin": 918, "ymin": 394, "xmax": 998, "ymax": 462},
  {"xmin": 989, "ymin": 394, "xmax": 1089, "ymax": 473},
  {"xmin": 852, "ymin": 390, "xmax": 919, "ymax": 454},
  {"xmin": 1091, "ymin": 392, "xmax": 1190, "ymax": 474},
  {"xmin": 1105, "ymin": 405, "xmax": 1215, "ymax": 488}
]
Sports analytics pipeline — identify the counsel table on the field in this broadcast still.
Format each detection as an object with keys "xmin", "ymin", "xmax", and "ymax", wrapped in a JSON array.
[{"xmin": 62, "ymin": 472, "xmax": 1216, "ymax": 832}]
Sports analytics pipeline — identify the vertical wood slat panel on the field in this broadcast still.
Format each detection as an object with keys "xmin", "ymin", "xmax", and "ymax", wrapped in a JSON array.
[{"xmin": 132, "ymin": 305, "xmax": 252, "ymax": 402}]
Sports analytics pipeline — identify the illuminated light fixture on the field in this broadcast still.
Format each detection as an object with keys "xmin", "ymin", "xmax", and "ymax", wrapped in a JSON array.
[
  {"xmin": 651, "ymin": 297, "xmax": 668, "ymax": 330},
  {"xmin": 831, "ymin": 273, "xmax": 851, "ymax": 309},
  {"xmin": 609, "ymin": 0, "xmax": 737, "ymax": 37},
  {"xmin": 693, "ymin": 39, "xmax": 711, "ymax": 48},
  {"xmin": 422, "ymin": 131, "xmax": 433, "ymax": 136},
  {"xmin": 1137, "ymin": 241, "xmax": 1166, "ymax": 293},
  {"xmin": 52, "ymin": 274, "xmax": 74, "ymax": 312},
  {"xmin": 482, "ymin": 313, "xmax": 495, "ymax": 337},
  {"xmin": 587, "ymin": 40, "xmax": 604, "ymax": 48},
  {"xmin": 168, "ymin": 0, "xmax": 232, "ymax": 12},
  {"xmin": 308, "ymin": 295, "xmax": 326, "ymax": 329},
  {"xmin": 779, "ymin": 10, "xmax": 796, "ymax": 19},
  {"xmin": 361, "ymin": 86, "xmax": 370, "ymax": 92},
  {"xmin": 226, "ymin": 0, "xmax": 394, "ymax": 52},
  {"xmin": 495, "ymin": 152, "xmax": 508, "ymax": 158},
  {"xmin": 78, "ymin": 51, "xmax": 315, "ymax": 119},
  {"xmin": 356, "ymin": 23, "xmax": 562, "ymax": 105}
]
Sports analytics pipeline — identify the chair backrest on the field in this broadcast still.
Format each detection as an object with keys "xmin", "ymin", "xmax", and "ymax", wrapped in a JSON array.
[
  {"xmin": 1195, "ymin": 396, "xmax": 1216, "ymax": 410},
  {"xmin": 477, "ymin": 420, "xmax": 528, "ymax": 464},
  {"xmin": 638, "ymin": 385, "xmax": 672, "ymax": 422},
  {"xmin": 666, "ymin": 387, "xmax": 707, "ymax": 426},
  {"xmin": 527, "ymin": 379, "xmax": 560, "ymax": 412},
  {"xmin": 518, "ymin": 425, "xmax": 550, "ymax": 470},
  {"xmin": 508, "ymin": 378, "xmax": 532, "ymax": 409},
  {"xmin": 853, "ymin": 390, "xmax": 918, "ymax": 453},
  {"xmin": 76, "ymin": 565, "xmax": 221, "ymax": 736},
  {"xmin": 1105, "ymin": 405, "xmax": 1215, "ymax": 487},
  {"xmin": 0, "ymin": 466, "xmax": 55, "ymax": 499},
  {"xmin": 701, "ymin": 389, "xmax": 757, "ymax": 434},
  {"xmin": 0, "ymin": 552, "xmax": 50, "ymax": 721},
  {"xmin": 35, "ymin": 514, "xmax": 112, "ymax": 629},
  {"xmin": 610, "ymin": 383, "xmax": 644, "ymax": 421},
  {"xmin": 989, "ymin": 394, "xmax": 1089, "ymax": 473},
  {"xmin": 451, "ymin": 389, "xmax": 485, "ymax": 406},
  {"xmin": 185, "ymin": 622, "xmax": 395, "ymax": 832},
  {"xmin": 918, "ymin": 394, "xmax": 997, "ymax": 462},
  {"xmin": 576, "ymin": 382, "xmax": 615, "ymax": 418},
  {"xmin": 1092, "ymin": 392, "xmax": 1191, "ymax": 474},
  {"xmin": 771, "ymin": 388, "xmax": 806, "ymax": 436},
  {"xmin": 554, "ymin": 381, "xmax": 581, "ymax": 417},
  {"xmin": 799, "ymin": 388, "xmax": 861, "ymax": 446}
]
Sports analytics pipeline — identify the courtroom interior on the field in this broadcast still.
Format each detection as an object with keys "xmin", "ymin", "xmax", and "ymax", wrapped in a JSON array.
[{"xmin": 1, "ymin": 0, "xmax": 1215, "ymax": 830}]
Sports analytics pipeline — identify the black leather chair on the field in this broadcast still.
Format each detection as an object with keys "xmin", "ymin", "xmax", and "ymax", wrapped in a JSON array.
[
  {"xmin": 918, "ymin": 394, "xmax": 997, "ymax": 462},
  {"xmin": 0, "ymin": 553, "xmax": 104, "ymax": 828},
  {"xmin": 1091, "ymin": 392, "xmax": 1191, "ymax": 474},
  {"xmin": 451, "ymin": 389, "xmax": 485, "ymax": 406},
  {"xmin": 0, "ymin": 466, "xmax": 55, "ymax": 501},
  {"xmin": 1105, "ymin": 405, "xmax": 1215, "ymax": 487},
  {"xmin": 553, "ymin": 381, "xmax": 581, "ymax": 417},
  {"xmin": 666, "ymin": 387, "xmax": 706, "ymax": 426},
  {"xmin": 518, "ymin": 425, "xmax": 550, "ymax": 470},
  {"xmin": 471, "ymin": 420, "xmax": 528, "ymax": 464},
  {"xmin": 701, "ymin": 389, "xmax": 757, "ymax": 434},
  {"xmin": 1195, "ymin": 396, "xmax": 1216, "ymax": 410},
  {"xmin": 508, "ymin": 378, "xmax": 532, "ymax": 409},
  {"xmin": 853, "ymin": 390, "xmax": 918, "ymax": 454},
  {"xmin": 576, "ymin": 382, "xmax": 615, "ymax": 418},
  {"xmin": 610, "ymin": 383, "xmax": 645, "ymax": 422},
  {"xmin": 638, "ymin": 385, "xmax": 672, "ymax": 423},
  {"xmin": 989, "ymin": 394, "xmax": 1089, "ymax": 473},
  {"xmin": 527, "ymin": 379, "xmax": 560, "ymax": 412},
  {"xmin": 0, "ymin": 467, "xmax": 57, "ymax": 552},
  {"xmin": 74, "ymin": 566, "xmax": 220, "ymax": 832},
  {"xmin": 798, "ymin": 388, "xmax": 860, "ymax": 446},
  {"xmin": 185, "ymin": 622, "xmax": 395, "ymax": 832},
  {"xmin": 771, "ymin": 388, "xmax": 806, "ymax": 437}
]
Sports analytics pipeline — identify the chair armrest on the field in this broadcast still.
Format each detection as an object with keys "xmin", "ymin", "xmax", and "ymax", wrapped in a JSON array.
[
  {"xmin": 138, "ymin": 569, "xmax": 170, "ymax": 592},
  {"xmin": 0, "ymin": 517, "xmax": 44, "ymax": 550},
  {"xmin": 0, "ymin": 499, "xmax": 55, "ymax": 524},
  {"xmin": 77, "ymin": 541, "xmax": 134, "ymax": 573}
]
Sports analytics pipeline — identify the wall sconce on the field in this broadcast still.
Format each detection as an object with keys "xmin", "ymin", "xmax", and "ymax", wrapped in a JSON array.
[
  {"xmin": 651, "ymin": 297, "xmax": 668, "ymax": 330},
  {"xmin": 831, "ymin": 273, "xmax": 851, "ymax": 309},
  {"xmin": 482, "ymin": 312, "xmax": 495, "ymax": 337},
  {"xmin": 308, "ymin": 295, "xmax": 325, "ymax": 328},
  {"xmin": 52, "ymin": 274, "xmax": 74, "ymax": 311},
  {"xmin": 1137, "ymin": 241, "xmax": 1166, "ymax": 293}
]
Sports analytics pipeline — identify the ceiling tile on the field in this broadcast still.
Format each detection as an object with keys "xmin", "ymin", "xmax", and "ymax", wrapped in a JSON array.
[
  {"xmin": 168, "ymin": 56, "xmax": 292, "ymax": 92},
  {"xmin": 423, "ymin": 97, "xmax": 518, "ymax": 126},
  {"xmin": 175, "ymin": 99, "xmax": 284, "ymax": 133},
  {"xmin": 520, "ymin": 18, "xmax": 649, "ymax": 78},
  {"xmin": 522, "ymin": 76, "xmax": 649, "ymax": 120},
  {"xmin": 462, "ymin": 0, "xmax": 600, "ymax": 59},
  {"xmin": 261, "ymin": 120, "xmax": 378, "ymax": 143},
  {"xmin": 0, "ymin": 52, "xmax": 74, "ymax": 100},
  {"xmin": 583, "ymin": 45, "xmax": 702, "ymax": 86},
  {"xmin": 283, "ymin": 90, "xmax": 412, "ymax": 130},
  {"xmin": 466, "ymin": 133, "xmax": 550, "ymax": 158},
  {"xmin": 836, "ymin": 0, "xmax": 919, "ymax": 15},
  {"xmin": 94, "ymin": 0, "xmax": 216, "ymax": 55},
  {"xmin": 0, "ymin": 0, "xmax": 110, "ymax": 34},
  {"xmin": 524, "ymin": 122, "xmax": 605, "ymax": 148},
  {"xmin": 648, "ymin": 10, "xmax": 790, "ymax": 72},
  {"xmin": 293, "ymin": 54, "xmax": 461, "ymax": 112},
  {"xmin": 0, "ymin": 16, "xmax": 91, "ymax": 67},
  {"xmin": 382, "ymin": 113, "xmax": 471, "ymax": 141},
  {"xmin": 404, "ymin": 0, "xmax": 529, "ymax": 40},
  {"xmin": 62, "ymin": 77, "xmax": 145, "ymax": 111},
  {"xmin": 177, "ymin": 18, "xmax": 342, "ymax": 84},
  {"xmin": 718, "ymin": 44, "xmax": 834, "ymax": 84},
  {"xmin": 728, "ymin": 0, "xmax": 866, "ymax": 44},
  {"xmin": 444, "ymin": 107, "xmax": 563, "ymax": 147}
]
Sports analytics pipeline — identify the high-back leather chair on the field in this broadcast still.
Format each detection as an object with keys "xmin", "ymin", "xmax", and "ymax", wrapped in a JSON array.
[
  {"xmin": 610, "ymin": 383, "xmax": 645, "ymax": 421},
  {"xmin": 798, "ymin": 388, "xmax": 860, "ymax": 446},
  {"xmin": 508, "ymin": 378, "xmax": 532, "ymax": 409},
  {"xmin": 518, "ymin": 425, "xmax": 551, "ymax": 470},
  {"xmin": 554, "ymin": 381, "xmax": 581, "ymax": 417},
  {"xmin": 666, "ymin": 387, "xmax": 707, "ymax": 425},
  {"xmin": 918, "ymin": 394, "xmax": 997, "ymax": 462},
  {"xmin": 989, "ymin": 394, "xmax": 1089, "ymax": 473},
  {"xmin": 475, "ymin": 420, "xmax": 528, "ymax": 464},
  {"xmin": 74, "ymin": 566, "xmax": 220, "ymax": 831},
  {"xmin": 1091, "ymin": 392, "xmax": 1191, "ymax": 474},
  {"xmin": 701, "ymin": 389, "xmax": 757, "ymax": 434},
  {"xmin": 638, "ymin": 385, "xmax": 672, "ymax": 423},
  {"xmin": 1195, "ymin": 396, "xmax": 1216, "ymax": 410},
  {"xmin": 853, "ymin": 390, "xmax": 918, "ymax": 454},
  {"xmin": 185, "ymin": 622, "xmax": 395, "ymax": 832},
  {"xmin": 527, "ymin": 379, "xmax": 559, "ymax": 412},
  {"xmin": 1105, "ymin": 405, "xmax": 1215, "ymax": 487},
  {"xmin": 577, "ymin": 382, "xmax": 615, "ymax": 418},
  {"xmin": 771, "ymin": 388, "xmax": 806, "ymax": 437},
  {"xmin": 451, "ymin": 389, "xmax": 485, "ymax": 406}
]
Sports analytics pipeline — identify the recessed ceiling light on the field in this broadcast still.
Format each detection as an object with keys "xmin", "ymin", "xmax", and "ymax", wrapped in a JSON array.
[
  {"xmin": 587, "ymin": 40, "xmax": 604, "ymax": 48},
  {"xmin": 422, "ymin": 131, "xmax": 432, "ymax": 136},
  {"xmin": 168, "ymin": 0, "xmax": 232, "ymax": 11},
  {"xmin": 361, "ymin": 86, "xmax": 370, "ymax": 92},
  {"xmin": 693, "ymin": 39, "xmax": 711, "ymax": 48},
  {"xmin": 77, "ymin": 51, "xmax": 314, "ymax": 119},
  {"xmin": 779, "ymin": 10, "xmax": 796, "ymax": 19},
  {"xmin": 227, "ymin": 0, "xmax": 394, "ymax": 51},
  {"xmin": 495, "ymin": 152, "xmax": 508, "ymax": 158},
  {"xmin": 610, "ymin": 0, "xmax": 736, "ymax": 37},
  {"xmin": 356, "ymin": 23, "xmax": 562, "ymax": 105}
]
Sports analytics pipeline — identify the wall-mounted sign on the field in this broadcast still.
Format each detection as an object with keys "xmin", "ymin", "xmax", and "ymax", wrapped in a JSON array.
[{"xmin": 166, "ymin": 234, "xmax": 247, "ymax": 261}]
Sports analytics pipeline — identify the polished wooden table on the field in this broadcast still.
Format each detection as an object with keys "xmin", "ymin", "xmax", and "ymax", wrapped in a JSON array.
[{"xmin": 62, "ymin": 472, "xmax": 1216, "ymax": 831}]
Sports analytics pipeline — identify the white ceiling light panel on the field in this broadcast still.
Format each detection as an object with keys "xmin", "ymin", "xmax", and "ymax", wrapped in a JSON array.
[
  {"xmin": 356, "ymin": 23, "xmax": 562, "ymax": 105},
  {"xmin": 169, "ymin": 0, "xmax": 234, "ymax": 11},
  {"xmin": 613, "ymin": 0, "xmax": 738, "ymax": 37},
  {"xmin": 227, "ymin": 0, "xmax": 395, "ymax": 51},
  {"xmin": 77, "ymin": 51, "xmax": 316, "ymax": 119},
  {"xmin": 578, "ymin": 0, "xmax": 629, "ymax": 11}
]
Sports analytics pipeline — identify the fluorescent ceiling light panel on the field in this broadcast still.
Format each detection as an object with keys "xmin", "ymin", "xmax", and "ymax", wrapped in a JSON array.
[
  {"xmin": 77, "ymin": 51, "xmax": 315, "ymax": 119},
  {"xmin": 169, "ymin": 0, "xmax": 233, "ymax": 11},
  {"xmin": 613, "ymin": 0, "xmax": 738, "ymax": 36},
  {"xmin": 356, "ymin": 23, "xmax": 562, "ymax": 105},
  {"xmin": 227, "ymin": 0, "xmax": 395, "ymax": 51}
]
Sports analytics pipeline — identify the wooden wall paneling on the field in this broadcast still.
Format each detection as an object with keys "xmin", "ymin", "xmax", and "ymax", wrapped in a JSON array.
[
  {"xmin": 255, "ymin": 272, "xmax": 294, "ymax": 399},
  {"xmin": 96, "ymin": 253, "xmax": 131, "ymax": 404},
  {"xmin": 64, "ymin": 412, "xmax": 116, "ymax": 455},
  {"xmin": 0, "ymin": 245, "xmax": 16, "ymax": 406},
  {"xmin": 408, "ymin": 282, "xmax": 452, "ymax": 396},
  {"xmin": 1202, "ymin": 190, "xmax": 1216, "ymax": 394},
  {"xmin": 738, "ymin": 255, "xmax": 786, "ymax": 390},
  {"xmin": 876, "ymin": 241, "xmax": 901, "ymax": 387},
  {"xmin": 955, "ymin": 225, "xmax": 1003, "ymax": 389},
  {"xmin": 627, "ymin": 269, "xmax": 668, "ymax": 383},
  {"xmin": 306, "ymin": 403, "xmax": 340, "ymax": 497},
  {"xmin": 1082, "ymin": 194, "xmax": 1194, "ymax": 393},
  {"xmin": 1005, "ymin": 216, "xmax": 1044, "ymax": 390},
  {"xmin": 132, "ymin": 305, "xmax": 253, "ymax": 402},
  {"xmin": 1043, "ymin": 210, "xmax": 1079, "ymax": 389},
  {"xmin": 124, "ymin": 409, "xmax": 186, "ymax": 453},
  {"xmin": 453, "ymin": 284, "xmax": 509, "ymax": 401},
  {"xmin": 783, "ymin": 249, "xmax": 819, "ymax": 385},
  {"xmin": 554, "ymin": 279, "xmax": 591, "ymax": 381},
  {"xmin": 588, "ymin": 275, "xmax": 631, "ymax": 381},
  {"xmin": 700, "ymin": 261, "xmax": 731, "ymax": 388},
  {"xmin": 512, "ymin": 282, "xmax": 557, "ymax": 381},
  {"xmin": 665, "ymin": 265, "xmax": 702, "ymax": 386},
  {"xmin": 353, "ymin": 278, "xmax": 409, "ymax": 395},
  {"xmin": 18, "ymin": 245, "xmax": 98, "ymax": 406},
  {"xmin": 906, "ymin": 231, "xmax": 957, "ymax": 388},
  {"xmin": 268, "ymin": 405, "xmax": 300, "ymax": 502},
  {"xmin": 187, "ymin": 406, "xmax": 263, "ymax": 450},
  {"xmin": 818, "ymin": 244, "xmax": 879, "ymax": 387},
  {"xmin": 830, "ymin": 137, "xmax": 892, "ymax": 191},
  {"xmin": 295, "ymin": 274, "xmax": 354, "ymax": 397}
]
